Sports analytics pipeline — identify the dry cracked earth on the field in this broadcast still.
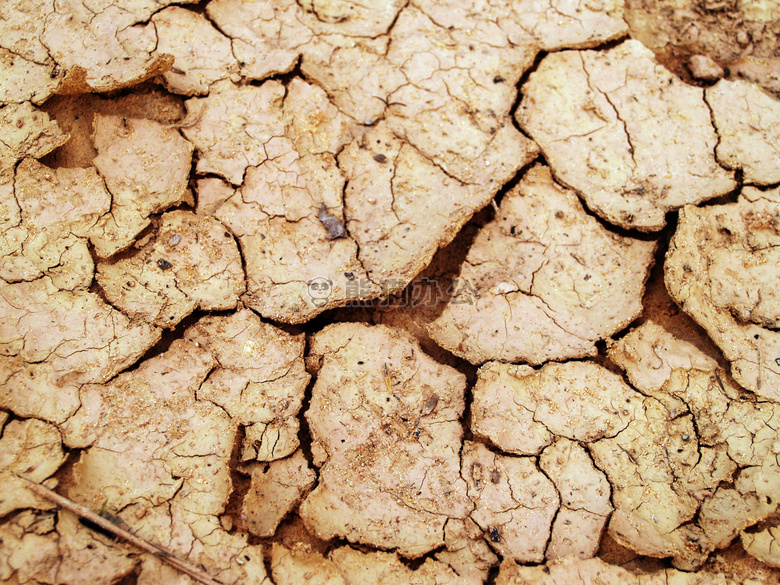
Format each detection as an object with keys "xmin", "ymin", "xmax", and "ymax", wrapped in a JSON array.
[{"xmin": 1, "ymin": 0, "xmax": 780, "ymax": 584}]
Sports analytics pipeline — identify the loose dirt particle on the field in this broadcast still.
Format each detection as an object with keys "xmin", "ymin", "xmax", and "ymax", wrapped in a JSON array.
[
  {"xmin": 317, "ymin": 202, "xmax": 347, "ymax": 240},
  {"xmin": 689, "ymin": 54, "xmax": 724, "ymax": 81}
]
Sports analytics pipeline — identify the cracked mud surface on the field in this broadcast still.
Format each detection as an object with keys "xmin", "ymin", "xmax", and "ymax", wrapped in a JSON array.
[{"xmin": 2, "ymin": 1, "xmax": 780, "ymax": 584}]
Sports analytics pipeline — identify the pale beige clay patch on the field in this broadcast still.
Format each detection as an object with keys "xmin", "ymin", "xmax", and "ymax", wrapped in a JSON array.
[
  {"xmin": 379, "ymin": 6, "xmax": 538, "ymax": 187},
  {"xmin": 467, "ymin": 363, "xmax": 619, "ymax": 562},
  {"xmin": 0, "ymin": 5, "xmax": 61, "ymax": 105},
  {"xmin": 0, "ymin": 510, "xmax": 137, "ymax": 585},
  {"xmin": 428, "ymin": 165, "xmax": 656, "ymax": 365},
  {"xmin": 0, "ymin": 103, "xmax": 68, "ymax": 173},
  {"xmin": 339, "ymin": 122, "xmax": 501, "ymax": 291},
  {"xmin": 58, "ymin": 338, "xmax": 269, "ymax": 585},
  {"xmin": 539, "ymin": 438, "xmax": 612, "ymax": 560},
  {"xmin": 665, "ymin": 186, "xmax": 780, "ymax": 401},
  {"xmin": 470, "ymin": 355, "xmax": 780, "ymax": 569},
  {"xmin": 435, "ymin": 518, "xmax": 498, "ymax": 585},
  {"xmin": 207, "ymin": 0, "xmax": 404, "ymax": 83},
  {"xmin": 607, "ymin": 320, "xmax": 719, "ymax": 394},
  {"xmin": 301, "ymin": 323, "xmax": 471, "ymax": 557},
  {"xmin": 706, "ymin": 79, "xmax": 780, "ymax": 186},
  {"xmin": 181, "ymin": 80, "xmax": 287, "ymax": 185},
  {"xmin": 97, "ymin": 210, "xmax": 244, "ymax": 328},
  {"xmin": 206, "ymin": 0, "xmax": 311, "ymax": 80},
  {"xmin": 19, "ymin": 0, "xmax": 177, "ymax": 94},
  {"xmin": 471, "ymin": 361, "xmax": 643, "ymax": 456},
  {"xmin": 413, "ymin": 0, "xmax": 627, "ymax": 52},
  {"xmin": 2, "ymin": 159, "xmax": 111, "ymax": 289},
  {"xmin": 0, "ymin": 278, "xmax": 160, "ymax": 426},
  {"xmin": 517, "ymin": 40, "xmax": 736, "ymax": 231},
  {"xmin": 242, "ymin": 450, "xmax": 316, "ymax": 538},
  {"xmin": 295, "ymin": 0, "xmax": 406, "ymax": 37},
  {"xmin": 462, "ymin": 441, "xmax": 558, "ymax": 563},
  {"xmin": 206, "ymin": 80, "xmax": 365, "ymax": 323},
  {"xmin": 496, "ymin": 556, "xmax": 741, "ymax": 585},
  {"xmin": 0, "ymin": 105, "xmax": 69, "ymax": 284},
  {"xmin": 610, "ymin": 321, "xmax": 780, "ymax": 568},
  {"xmin": 301, "ymin": 0, "xmax": 625, "ymax": 188},
  {"xmin": 742, "ymin": 525, "xmax": 780, "ymax": 568},
  {"xmin": 0, "ymin": 48, "xmax": 60, "ymax": 106},
  {"xmin": 152, "ymin": 6, "xmax": 238, "ymax": 96},
  {"xmin": 195, "ymin": 177, "xmax": 234, "ymax": 216},
  {"xmin": 91, "ymin": 115, "xmax": 193, "ymax": 257},
  {"xmin": 193, "ymin": 79, "xmax": 518, "ymax": 324},
  {"xmin": 593, "ymin": 368, "xmax": 780, "ymax": 569},
  {"xmin": 183, "ymin": 309, "xmax": 309, "ymax": 463},
  {"xmin": 0, "ymin": 419, "xmax": 65, "ymax": 517},
  {"xmin": 272, "ymin": 543, "xmax": 462, "ymax": 585}
]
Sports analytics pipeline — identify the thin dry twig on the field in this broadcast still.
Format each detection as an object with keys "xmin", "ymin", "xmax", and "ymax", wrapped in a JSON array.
[{"xmin": 18, "ymin": 475, "xmax": 224, "ymax": 585}]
